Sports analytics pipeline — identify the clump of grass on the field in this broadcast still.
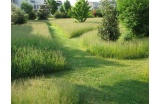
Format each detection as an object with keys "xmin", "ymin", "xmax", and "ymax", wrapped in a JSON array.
[
  {"xmin": 11, "ymin": 22, "xmax": 68, "ymax": 79},
  {"xmin": 81, "ymin": 30, "xmax": 149, "ymax": 59},
  {"xmin": 12, "ymin": 78, "xmax": 79, "ymax": 104},
  {"xmin": 48, "ymin": 18, "xmax": 102, "ymax": 38}
]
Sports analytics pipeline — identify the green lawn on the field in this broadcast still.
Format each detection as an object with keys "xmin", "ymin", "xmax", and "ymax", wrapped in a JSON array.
[{"xmin": 11, "ymin": 18, "xmax": 149, "ymax": 104}]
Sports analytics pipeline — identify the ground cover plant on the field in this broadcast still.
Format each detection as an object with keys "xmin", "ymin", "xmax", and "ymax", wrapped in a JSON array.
[
  {"xmin": 49, "ymin": 18, "xmax": 102, "ymax": 38},
  {"xmin": 12, "ymin": 18, "xmax": 148, "ymax": 104},
  {"xmin": 11, "ymin": 22, "xmax": 67, "ymax": 79}
]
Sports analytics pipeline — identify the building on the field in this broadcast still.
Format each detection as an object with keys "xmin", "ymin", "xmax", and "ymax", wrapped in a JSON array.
[
  {"xmin": 88, "ymin": 2, "xmax": 100, "ymax": 10},
  {"xmin": 11, "ymin": 0, "xmax": 62, "ymax": 11}
]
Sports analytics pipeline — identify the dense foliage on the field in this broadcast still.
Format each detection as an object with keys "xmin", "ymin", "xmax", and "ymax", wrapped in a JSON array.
[
  {"xmin": 46, "ymin": 0, "xmax": 57, "ymax": 15},
  {"xmin": 37, "ymin": 4, "xmax": 50, "ymax": 20},
  {"xmin": 69, "ymin": 0, "xmax": 90, "ymax": 22},
  {"xmin": 11, "ymin": 3, "xmax": 28, "ymax": 24},
  {"xmin": 20, "ymin": 2, "xmax": 36, "ymax": 20},
  {"xmin": 54, "ymin": 11, "xmax": 70, "ymax": 18},
  {"xmin": 63, "ymin": 0, "xmax": 71, "ymax": 14},
  {"xmin": 117, "ymin": 0, "xmax": 149, "ymax": 37},
  {"xmin": 98, "ymin": 0, "xmax": 120, "ymax": 41}
]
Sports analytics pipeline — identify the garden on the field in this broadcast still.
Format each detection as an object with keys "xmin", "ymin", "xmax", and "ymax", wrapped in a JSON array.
[{"xmin": 11, "ymin": 0, "xmax": 149, "ymax": 104}]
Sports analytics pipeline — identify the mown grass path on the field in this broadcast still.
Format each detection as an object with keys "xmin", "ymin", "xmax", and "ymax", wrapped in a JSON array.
[{"xmin": 44, "ymin": 21, "xmax": 149, "ymax": 104}]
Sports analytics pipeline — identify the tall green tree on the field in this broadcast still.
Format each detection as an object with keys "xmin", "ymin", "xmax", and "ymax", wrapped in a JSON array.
[
  {"xmin": 21, "ymin": 2, "xmax": 33, "ymax": 14},
  {"xmin": 63, "ymin": 0, "xmax": 71, "ymax": 14},
  {"xmin": 20, "ymin": 2, "xmax": 36, "ymax": 20},
  {"xmin": 46, "ymin": 0, "xmax": 57, "ymax": 15},
  {"xmin": 117, "ymin": 0, "xmax": 149, "ymax": 37},
  {"xmin": 60, "ymin": 5, "xmax": 65, "ymax": 13},
  {"xmin": 98, "ymin": 0, "xmax": 120, "ymax": 41},
  {"xmin": 69, "ymin": 0, "xmax": 90, "ymax": 22}
]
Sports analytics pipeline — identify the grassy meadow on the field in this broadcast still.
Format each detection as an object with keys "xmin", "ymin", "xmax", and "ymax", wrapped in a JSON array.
[
  {"xmin": 49, "ymin": 18, "xmax": 102, "ymax": 38},
  {"xmin": 11, "ymin": 18, "xmax": 149, "ymax": 104},
  {"xmin": 11, "ymin": 22, "xmax": 67, "ymax": 79}
]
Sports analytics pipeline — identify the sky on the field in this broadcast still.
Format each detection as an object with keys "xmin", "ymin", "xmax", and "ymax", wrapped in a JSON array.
[{"xmin": 60, "ymin": 0, "xmax": 101, "ymax": 6}]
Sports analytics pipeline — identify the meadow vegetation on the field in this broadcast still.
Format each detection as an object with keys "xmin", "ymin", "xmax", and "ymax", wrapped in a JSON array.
[
  {"xmin": 49, "ymin": 18, "xmax": 102, "ymax": 38},
  {"xmin": 11, "ymin": 22, "xmax": 67, "ymax": 79},
  {"xmin": 11, "ymin": 18, "xmax": 148, "ymax": 103},
  {"xmin": 80, "ymin": 30, "xmax": 149, "ymax": 59},
  {"xmin": 12, "ymin": 78, "xmax": 79, "ymax": 104}
]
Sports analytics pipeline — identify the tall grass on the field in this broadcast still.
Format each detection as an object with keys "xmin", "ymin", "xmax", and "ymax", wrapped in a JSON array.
[
  {"xmin": 11, "ymin": 22, "xmax": 67, "ymax": 79},
  {"xmin": 12, "ymin": 78, "xmax": 79, "ymax": 104},
  {"xmin": 81, "ymin": 30, "xmax": 149, "ymax": 59},
  {"xmin": 48, "ymin": 18, "xmax": 102, "ymax": 38}
]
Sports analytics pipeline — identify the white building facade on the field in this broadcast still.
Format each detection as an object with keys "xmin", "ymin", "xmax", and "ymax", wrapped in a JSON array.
[
  {"xmin": 12, "ymin": 0, "xmax": 62, "ymax": 11},
  {"xmin": 88, "ymin": 2, "xmax": 100, "ymax": 10}
]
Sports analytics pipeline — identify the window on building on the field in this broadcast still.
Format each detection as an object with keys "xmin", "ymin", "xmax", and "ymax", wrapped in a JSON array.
[
  {"xmin": 34, "ymin": 5, "xmax": 36, "ymax": 9},
  {"xmin": 37, "ymin": 5, "xmax": 39, "ymax": 9},
  {"xmin": 30, "ymin": 0, "xmax": 35, "ymax": 3}
]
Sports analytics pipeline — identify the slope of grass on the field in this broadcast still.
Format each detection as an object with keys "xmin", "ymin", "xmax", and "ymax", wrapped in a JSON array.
[
  {"xmin": 11, "ymin": 22, "xmax": 67, "ymax": 80},
  {"xmin": 79, "ymin": 30, "xmax": 149, "ymax": 59},
  {"xmin": 12, "ymin": 19, "xmax": 148, "ymax": 104},
  {"xmin": 48, "ymin": 18, "xmax": 102, "ymax": 38}
]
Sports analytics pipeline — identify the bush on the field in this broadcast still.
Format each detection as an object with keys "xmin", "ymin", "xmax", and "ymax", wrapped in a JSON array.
[
  {"xmin": 117, "ymin": 0, "xmax": 149, "ymax": 37},
  {"xmin": 95, "ymin": 9, "xmax": 103, "ymax": 17},
  {"xmin": 37, "ymin": 4, "xmax": 50, "ymax": 20},
  {"xmin": 98, "ymin": 0, "xmax": 120, "ymax": 41},
  {"xmin": 28, "ymin": 11, "xmax": 36, "ymax": 20},
  {"xmin": 11, "ymin": 3, "xmax": 28, "ymax": 24},
  {"xmin": 119, "ymin": 30, "xmax": 134, "ymax": 41},
  {"xmin": 88, "ymin": 11, "xmax": 94, "ymax": 18},
  {"xmin": 54, "ymin": 11, "xmax": 70, "ymax": 18}
]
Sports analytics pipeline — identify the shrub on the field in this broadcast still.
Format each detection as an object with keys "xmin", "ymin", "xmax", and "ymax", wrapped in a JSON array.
[
  {"xmin": 54, "ymin": 11, "xmax": 70, "ymax": 18},
  {"xmin": 117, "ymin": 0, "xmax": 149, "ymax": 37},
  {"xmin": 92, "ymin": 9, "xmax": 102, "ymax": 17},
  {"xmin": 88, "ymin": 11, "xmax": 94, "ymax": 18},
  {"xmin": 37, "ymin": 4, "xmax": 50, "ymax": 20},
  {"xmin": 119, "ymin": 30, "xmax": 134, "ymax": 41},
  {"xmin": 98, "ymin": 0, "xmax": 120, "ymax": 41},
  {"xmin": 95, "ymin": 9, "xmax": 103, "ymax": 17},
  {"xmin": 11, "ymin": 3, "xmax": 28, "ymax": 24},
  {"xmin": 28, "ymin": 11, "xmax": 36, "ymax": 20}
]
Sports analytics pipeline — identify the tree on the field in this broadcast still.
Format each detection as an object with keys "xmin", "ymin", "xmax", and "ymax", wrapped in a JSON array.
[
  {"xmin": 63, "ymin": 0, "xmax": 71, "ymax": 14},
  {"xmin": 37, "ymin": 4, "xmax": 50, "ymax": 20},
  {"xmin": 60, "ymin": 5, "xmax": 65, "ymax": 13},
  {"xmin": 69, "ymin": 0, "xmax": 90, "ymax": 22},
  {"xmin": 117, "ymin": 0, "xmax": 149, "ymax": 37},
  {"xmin": 21, "ymin": 2, "xmax": 33, "ymax": 14},
  {"xmin": 20, "ymin": 2, "xmax": 36, "ymax": 20},
  {"xmin": 98, "ymin": 0, "xmax": 120, "ymax": 41},
  {"xmin": 46, "ymin": 0, "xmax": 57, "ymax": 15}
]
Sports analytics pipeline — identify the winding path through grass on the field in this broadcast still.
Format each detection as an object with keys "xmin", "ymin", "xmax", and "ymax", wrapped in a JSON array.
[{"xmin": 44, "ymin": 21, "xmax": 149, "ymax": 104}]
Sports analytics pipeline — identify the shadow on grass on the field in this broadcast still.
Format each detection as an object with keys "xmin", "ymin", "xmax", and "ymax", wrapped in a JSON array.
[
  {"xmin": 43, "ymin": 21, "xmax": 127, "ymax": 77},
  {"xmin": 12, "ymin": 21, "xmax": 126, "ymax": 80},
  {"xmin": 76, "ymin": 80, "xmax": 149, "ymax": 104}
]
